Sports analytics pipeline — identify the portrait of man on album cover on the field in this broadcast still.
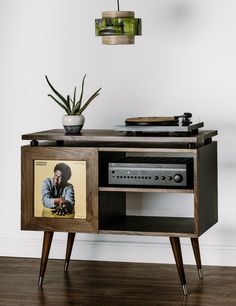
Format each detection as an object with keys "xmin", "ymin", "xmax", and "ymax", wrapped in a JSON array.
[{"xmin": 34, "ymin": 160, "xmax": 86, "ymax": 219}]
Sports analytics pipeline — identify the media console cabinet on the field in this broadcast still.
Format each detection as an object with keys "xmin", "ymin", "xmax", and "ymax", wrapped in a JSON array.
[{"xmin": 21, "ymin": 129, "xmax": 218, "ymax": 295}]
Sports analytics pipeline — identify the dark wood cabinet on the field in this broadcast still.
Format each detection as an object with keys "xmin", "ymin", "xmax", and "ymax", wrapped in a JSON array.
[{"xmin": 21, "ymin": 129, "xmax": 218, "ymax": 295}]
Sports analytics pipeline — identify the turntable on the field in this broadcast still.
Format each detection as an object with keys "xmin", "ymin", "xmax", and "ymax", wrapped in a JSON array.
[{"xmin": 115, "ymin": 112, "xmax": 204, "ymax": 136}]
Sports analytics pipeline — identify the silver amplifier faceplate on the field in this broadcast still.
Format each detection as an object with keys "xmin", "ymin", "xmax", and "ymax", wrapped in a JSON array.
[{"xmin": 108, "ymin": 162, "xmax": 187, "ymax": 187}]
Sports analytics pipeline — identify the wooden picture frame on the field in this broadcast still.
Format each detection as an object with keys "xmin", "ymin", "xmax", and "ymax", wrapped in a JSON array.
[{"xmin": 21, "ymin": 146, "xmax": 98, "ymax": 232}]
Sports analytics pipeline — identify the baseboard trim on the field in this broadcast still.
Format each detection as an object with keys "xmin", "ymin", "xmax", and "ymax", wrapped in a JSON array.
[{"xmin": 0, "ymin": 236, "xmax": 236, "ymax": 266}]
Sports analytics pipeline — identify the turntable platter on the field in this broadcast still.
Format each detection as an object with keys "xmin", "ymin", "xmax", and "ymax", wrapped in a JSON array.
[{"xmin": 125, "ymin": 116, "xmax": 178, "ymax": 126}]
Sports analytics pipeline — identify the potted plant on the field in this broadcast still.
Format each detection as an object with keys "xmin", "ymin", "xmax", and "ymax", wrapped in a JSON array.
[{"xmin": 45, "ymin": 75, "xmax": 101, "ymax": 134}]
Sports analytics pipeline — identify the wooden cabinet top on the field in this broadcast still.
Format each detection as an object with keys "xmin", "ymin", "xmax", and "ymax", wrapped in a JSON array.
[{"xmin": 22, "ymin": 129, "xmax": 217, "ymax": 146}]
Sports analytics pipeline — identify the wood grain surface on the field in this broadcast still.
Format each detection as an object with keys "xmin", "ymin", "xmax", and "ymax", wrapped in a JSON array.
[{"xmin": 0, "ymin": 257, "xmax": 236, "ymax": 306}]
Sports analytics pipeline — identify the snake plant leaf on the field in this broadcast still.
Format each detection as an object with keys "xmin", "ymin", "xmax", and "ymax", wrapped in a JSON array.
[
  {"xmin": 79, "ymin": 74, "xmax": 86, "ymax": 102},
  {"xmin": 75, "ymin": 74, "xmax": 86, "ymax": 113},
  {"xmin": 69, "ymin": 96, "xmax": 74, "ymax": 108},
  {"xmin": 45, "ymin": 75, "xmax": 69, "ymax": 106},
  {"xmin": 73, "ymin": 86, "xmax": 77, "ymax": 103},
  {"xmin": 48, "ymin": 94, "xmax": 70, "ymax": 114},
  {"xmin": 77, "ymin": 87, "xmax": 102, "ymax": 115},
  {"xmin": 67, "ymin": 95, "xmax": 72, "ymax": 114},
  {"xmin": 71, "ymin": 86, "xmax": 77, "ymax": 113}
]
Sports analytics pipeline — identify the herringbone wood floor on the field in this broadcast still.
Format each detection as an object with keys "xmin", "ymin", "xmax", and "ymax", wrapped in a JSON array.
[{"xmin": 0, "ymin": 257, "xmax": 236, "ymax": 306}]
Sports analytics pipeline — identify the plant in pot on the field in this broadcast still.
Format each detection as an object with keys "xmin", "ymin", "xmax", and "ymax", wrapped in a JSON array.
[{"xmin": 45, "ymin": 75, "xmax": 101, "ymax": 134}]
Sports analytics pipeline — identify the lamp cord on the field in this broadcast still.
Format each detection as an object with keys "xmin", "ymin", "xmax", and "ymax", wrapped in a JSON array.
[{"xmin": 117, "ymin": 0, "xmax": 120, "ymax": 11}]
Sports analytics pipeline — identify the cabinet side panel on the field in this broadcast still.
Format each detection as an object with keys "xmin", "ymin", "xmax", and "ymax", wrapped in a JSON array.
[
  {"xmin": 197, "ymin": 142, "xmax": 218, "ymax": 236},
  {"xmin": 21, "ymin": 146, "xmax": 34, "ymax": 229}
]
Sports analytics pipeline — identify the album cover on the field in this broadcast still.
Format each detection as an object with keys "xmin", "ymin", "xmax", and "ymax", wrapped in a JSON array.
[{"xmin": 34, "ymin": 160, "xmax": 86, "ymax": 219}]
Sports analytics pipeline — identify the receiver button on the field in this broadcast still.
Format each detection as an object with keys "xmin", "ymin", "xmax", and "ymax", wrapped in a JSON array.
[{"xmin": 174, "ymin": 174, "xmax": 183, "ymax": 183}]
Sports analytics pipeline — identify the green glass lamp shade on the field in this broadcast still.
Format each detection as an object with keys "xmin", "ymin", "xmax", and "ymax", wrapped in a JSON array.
[{"xmin": 95, "ymin": 11, "xmax": 142, "ymax": 45}]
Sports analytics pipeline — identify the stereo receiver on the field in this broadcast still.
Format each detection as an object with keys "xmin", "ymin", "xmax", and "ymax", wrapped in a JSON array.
[{"xmin": 108, "ymin": 157, "xmax": 193, "ymax": 187}]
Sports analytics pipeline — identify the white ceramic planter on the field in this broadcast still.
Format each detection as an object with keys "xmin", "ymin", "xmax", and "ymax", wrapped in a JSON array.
[{"xmin": 62, "ymin": 114, "xmax": 85, "ymax": 134}]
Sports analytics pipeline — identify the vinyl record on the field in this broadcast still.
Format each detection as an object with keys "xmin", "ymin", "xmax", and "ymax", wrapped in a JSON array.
[{"xmin": 125, "ymin": 116, "xmax": 179, "ymax": 126}]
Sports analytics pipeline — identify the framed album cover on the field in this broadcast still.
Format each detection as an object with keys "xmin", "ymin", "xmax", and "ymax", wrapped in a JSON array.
[
  {"xmin": 21, "ymin": 146, "xmax": 98, "ymax": 232},
  {"xmin": 34, "ymin": 160, "xmax": 86, "ymax": 219}
]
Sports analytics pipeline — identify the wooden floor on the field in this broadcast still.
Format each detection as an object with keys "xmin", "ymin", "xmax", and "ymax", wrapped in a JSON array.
[{"xmin": 0, "ymin": 257, "xmax": 236, "ymax": 306}]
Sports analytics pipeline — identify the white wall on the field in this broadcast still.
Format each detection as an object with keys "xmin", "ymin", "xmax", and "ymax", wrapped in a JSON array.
[{"xmin": 1, "ymin": 0, "xmax": 236, "ymax": 266}]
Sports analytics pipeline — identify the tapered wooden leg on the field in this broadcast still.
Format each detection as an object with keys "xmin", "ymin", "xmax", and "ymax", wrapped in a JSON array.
[
  {"xmin": 64, "ymin": 232, "xmax": 76, "ymax": 272},
  {"xmin": 169, "ymin": 237, "xmax": 188, "ymax": 296},
  {"xmin": 38, "ymin": 231, "xmax": 54, "ymax": 287},
  {"xmin": 191, "ymin": 237, "xmax": 203, "ymax": 279}
]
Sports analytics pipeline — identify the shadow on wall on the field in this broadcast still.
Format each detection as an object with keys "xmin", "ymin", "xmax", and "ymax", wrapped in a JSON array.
[{"xmin": 159, "ymin": 0, "xmax": 199, "ymax": 33}]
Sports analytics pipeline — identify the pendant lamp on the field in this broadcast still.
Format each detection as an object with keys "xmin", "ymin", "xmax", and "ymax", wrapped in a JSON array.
[{"xmin": 95, "ymin": 0, "xmax": 142, "ymax": 45}]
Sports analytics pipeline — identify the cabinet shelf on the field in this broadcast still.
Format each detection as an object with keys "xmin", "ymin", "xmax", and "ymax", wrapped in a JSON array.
[
  {"xmin": 99, "ymin": 186, "xmax": 194, "ymax": 193},
  {"xmin": 99, "ymin": 216, "xmax": 196, "ymax": 237}
]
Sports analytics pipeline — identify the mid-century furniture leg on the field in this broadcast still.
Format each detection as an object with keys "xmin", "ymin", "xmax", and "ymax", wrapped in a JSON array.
[
  {"xmin": 64, "ymin": 232, "xmax": 76, "ymax": 272},
  {"xmin": 169, "ymin": 237, "xmax": 188, "ymax": 296},
  {"xmin": 191, "ymin": 237, "xmax": 203, "ymax": 279},
  {"xmin": 38, "ymin": 231, "xmax": 54, "ymax": 287}
]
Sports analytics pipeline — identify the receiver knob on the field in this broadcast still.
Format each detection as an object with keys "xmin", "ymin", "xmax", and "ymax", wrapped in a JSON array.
[{"xmin": 174, "ymin": 174, "xmax": 183, "ymax": 183}]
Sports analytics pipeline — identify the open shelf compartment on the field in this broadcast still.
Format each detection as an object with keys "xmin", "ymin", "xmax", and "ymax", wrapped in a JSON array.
[
  {"xmin": 98, "ymin": 142, "xmax": 217, "ymax": 238},
  {"xmin": 99, "ymin": 215, "xmax": 196, "ymax": 237},
  {"xmin": 99, "ymin": 191, "xmax": 197, "ymax": 237}
]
